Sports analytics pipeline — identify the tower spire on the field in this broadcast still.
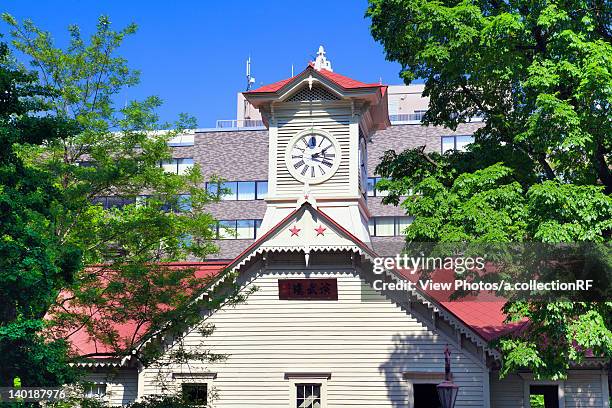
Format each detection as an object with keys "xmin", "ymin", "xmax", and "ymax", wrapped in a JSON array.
[{"xmin": 313, "ymin": 45, "xmax": 332, "ymax": 72}]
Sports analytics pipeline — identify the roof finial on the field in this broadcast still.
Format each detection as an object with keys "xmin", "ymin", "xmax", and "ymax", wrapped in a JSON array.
[{"xmin": 314, "ymin": 45, "xmax": 333, "ymax": 72}]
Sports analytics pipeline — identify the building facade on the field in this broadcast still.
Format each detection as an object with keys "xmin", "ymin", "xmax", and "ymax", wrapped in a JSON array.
[
  {"xmin": 76, "ymin": 49, "xmax": 610, "ymax": 408},
  {"xmin": 169, "ymin": 65, "xmax": 481, "ymax": 259}
]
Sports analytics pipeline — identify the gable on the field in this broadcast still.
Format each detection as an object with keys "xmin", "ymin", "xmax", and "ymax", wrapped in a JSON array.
[
  {"xmin": 284, "ymin": 84, "xmax": 341, "ymax": 102},
  {"xmin": 65, "ymin": 203, "xmax": 509, "ymax": 367},
  {"xmin": 139, "ymin": 253, "xmax": 490, "ymax": 407},
  {"xmin": 206, "ymin": 202, "xmax": 501, "ymax": 363}
]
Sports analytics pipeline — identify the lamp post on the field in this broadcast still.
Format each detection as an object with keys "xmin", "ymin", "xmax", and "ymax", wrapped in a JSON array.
[{"xmin": 437, "ymin": 346, "xmax": 459, "ymax": 408}]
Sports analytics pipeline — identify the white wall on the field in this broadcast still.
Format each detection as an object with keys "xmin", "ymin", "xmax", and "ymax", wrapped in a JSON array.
[
  {"xmin": 83, "ymin": 369, "xmax": 138, "ymax": 406},
  {"xmin": 490, "ymin": 370, "xmax": 609, "ymax": 408},
  {"xmin": 141, "ymin": 265, "xmax": 488, "ymax": 407}
]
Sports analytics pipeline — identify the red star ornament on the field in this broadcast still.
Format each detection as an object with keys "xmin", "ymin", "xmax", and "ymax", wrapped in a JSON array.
[{"xmin": 289, "ymin": 225, "xmax": 301, "ymax": 236}]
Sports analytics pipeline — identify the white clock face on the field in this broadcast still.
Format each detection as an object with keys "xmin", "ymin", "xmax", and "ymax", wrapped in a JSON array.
[{"xmin": 285, "ymin": 131, "xmax": 341, "ymax": 184}]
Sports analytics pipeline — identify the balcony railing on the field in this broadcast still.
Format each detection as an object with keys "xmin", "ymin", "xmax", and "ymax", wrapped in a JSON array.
[
  {"xmin": 214, "ymin": 113, "xmax": 482, "ymax": 129},
  {"xmin": 389, "ymin": 112, "xmax": 426, "ymax": 122},
  {"xmin": 215, "ymin": 119, "xmax": 265, "ymax": 128}
]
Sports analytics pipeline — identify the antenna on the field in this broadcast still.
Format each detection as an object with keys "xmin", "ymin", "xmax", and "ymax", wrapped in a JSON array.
[
  {"xmin": 246, "ymin": 57, "xmax": 256, "ymax": 91},
  {"xmin": 291, "ymin": 64, "xmax": 294, "ymax": 77}
]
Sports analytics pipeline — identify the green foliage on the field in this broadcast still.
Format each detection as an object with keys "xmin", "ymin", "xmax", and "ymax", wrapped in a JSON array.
[
  {"xmin": 126, "ymin": 395, "xmax": 200, "ymax": 408},
  {"xmin": 368, "ymin": 0, "xmax": 612, "ymax": 193},
  {"xmin": 530, "ymin": 394, "xmax": 545, "ymax": 408},
  {"xmin": 0, "ymin": 39, "xmax": 80, "ymax": 385},
  {"xmin": 1, "ymin": 14, "xmax": 225, "ymax": 364},
  {"xmin": 0, "ymin": 318, "xmax": 77, "ymax": 386},
  {"xmin": 367, "ymin": 0, "xmax": 612, "ymax": 379}
]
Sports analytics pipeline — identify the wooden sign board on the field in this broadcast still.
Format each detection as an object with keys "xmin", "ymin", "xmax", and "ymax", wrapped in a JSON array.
[{"xmin": 278, "ymin": 278, "xmax": 338, "ymax": 300}]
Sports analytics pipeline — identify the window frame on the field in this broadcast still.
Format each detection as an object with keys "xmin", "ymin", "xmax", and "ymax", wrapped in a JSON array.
[
  {"xmin": 402, "ymin": 372, "xmax": 445, "ymax": 408},
  {"xmin": 216, "ymin": 219, "xmax": 263, "ymax": 240},
  {"xmin": 205, "ymin": 180, "xmax": 268, "ymax": 200},
  {"xmin": 520, "ymin": 373, "xmax": 565, "ymax": 408},
  {"xmin": 285, "ymin": 373, "xmax": 329, "ymax": 408},
  {"xmin": 369, "ymin": 216, "xmax": 414, "ymax": 237},
  {"xmin": 83, "ymin": 382, "xmax": 107, "ymax": 400},
  {"xmin": 295, "ymin": 383, "xmax": 322, "ymax": 408},
  {"xmin": 367, "ymin": 177, "xmax": 390, "ymax": 197},
  {"xmin": 181, "ymin": 383, "xmax": 209, "ymax": 406},
  {"xmin": 440, "ymin": 135, "xmax": 474, "ymax": 153},
  {"xmin": 160, "ymin": 158, "xmax": 194, "ymax": 174},
  {"xmin": 172, "ymin": 372, "xmax": 216, "ymax": 407}
]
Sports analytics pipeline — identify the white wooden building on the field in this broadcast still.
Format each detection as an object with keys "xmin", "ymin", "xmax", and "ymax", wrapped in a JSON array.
[{"xmin": 74, "ymin": 49, "xmax": 610, "ymax": 408}]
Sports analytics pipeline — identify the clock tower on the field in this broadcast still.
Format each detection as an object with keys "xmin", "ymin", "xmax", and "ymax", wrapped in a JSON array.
[{"xmin": 243, "ymin": 47, "xmax": 389, "ymax": 245}]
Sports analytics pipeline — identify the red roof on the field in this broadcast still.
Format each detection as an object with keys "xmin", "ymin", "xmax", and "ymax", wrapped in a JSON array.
[
  {"xmin": 55, "ymin": 261, "xmax": 229, "ymax": 359},
  {"xmin": 246, "ymin": 63, "xmax": 383, "ymax": 94},
  {"xmin": 442, "ymin": 301, "xmax": 526, "ymax": 342}
]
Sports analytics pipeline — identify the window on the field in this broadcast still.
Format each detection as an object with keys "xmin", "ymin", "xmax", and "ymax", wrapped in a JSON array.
[
  {"xmin": 177, "ymin": 158, "xmax": 194, "ymax": 175},
  {"xmin": 256, "ymin": 181, "xmax": 268, "ymax": 199},
  {"xmin": 375, "ymin": 217, "xmax": 395, "ymax": 237},
  {"xmin": 160, "ymin": 158, "xmax": 194, "ymax": 174},
  {"xmin": 367, "ymin": 177, "xmax": 390, "ymax": 197},
  {"xmin": 92, "ymin": 196, "xmax": 136, "ymax": 209},
  {"xmin": 413, "ymin": 384, "xmax": 441, "ymax": 408},
  {"xmin": 237, "ymin": 181, "xmax": 256, "ymax": 200},
  {"xmin": 132, "ymin": 194, "xmax": 191, "ymax": 213},
  {"xmin": 296, "ymin": 384, "xmax": 321, "ymax": 408},
  {"xmin": 220, "ymin": 181, "xmax": 237, "ymax": 200},
  {"xmin": 396, "ymin": 216, "xmax": 414, "ymax": 236},
  {"xmin": 369, "ymin": 216, "xmax": 414, "ymax": 237},
  {"xmin": 255, "ymin": 219, "xmax": 263, "ymax": 237},
  {"xmin": 455, "ymin": 135, "xmax": 473, "ymax": 152},
  {"xmin": 84, "ymin": 383, "xmax": 106, "ymax": 399},
  {"xmin": 206, "ymin": 180, "xmax": 268, "ymax": 200},
  {"xmin": 367, "ymin": 177, "xmax": 376, "ymax": 197},
  {"xmin": 237, "ymin": 220, "xmax": 255, "ymax": 239},
  {"xmin": 177, "ymin": 194, "xmax": 192, "ymax": 212},
  {"xmin": 216, "ymin": 219, "xmax": 263, "ymax": 240},
  {"xmin": 218, "ymin": 220, "xmax": 236, "ymax": 239},
  {"xmin": 441, "ymin": 135, "xmax": 474, "ymax": 153},
  {"xmin": 182, "ymin": 383, "xmax": 207, "ymax": 406},
  {"xmin": 529, "ymin": 385, "xmax": 559, "ymax": 408}
]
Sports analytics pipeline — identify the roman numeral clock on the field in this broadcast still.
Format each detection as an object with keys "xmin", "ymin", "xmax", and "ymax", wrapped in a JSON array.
[
  {"xmin": 285, "ymin": 129, "xmax": 341, "ymax": 184},
  {"xmin": 242, "ymin": 56, "xmax": 390, "ymax": 244}
]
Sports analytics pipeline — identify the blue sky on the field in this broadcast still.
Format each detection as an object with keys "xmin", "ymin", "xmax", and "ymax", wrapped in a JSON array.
[{"xmin": 3, "ymin": 0, "xmax": 404, "ymax": 128}]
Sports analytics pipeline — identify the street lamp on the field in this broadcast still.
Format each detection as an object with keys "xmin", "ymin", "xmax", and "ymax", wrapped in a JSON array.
[{"xmin": 437, "ymin": 345, "xmax": 459, "ymax": 408}]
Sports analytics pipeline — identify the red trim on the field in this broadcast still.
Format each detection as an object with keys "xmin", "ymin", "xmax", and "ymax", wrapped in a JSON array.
[
  {"xmin": 316, "ymin": 207, "xmax": 378, "ymax": 258},
  {"xmin": 159, "ymin": 261, "xmax": 230, "ymax": 267},
  {"xmin": 223, "ymin": 207, "xmax": 301, "ymax": 270}
]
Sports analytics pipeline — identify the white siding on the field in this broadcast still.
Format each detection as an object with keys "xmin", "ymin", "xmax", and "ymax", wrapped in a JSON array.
[
  {"xmin": 565, "ymin": 371, "xmax": 606, "ymax": 407},
  {"xmin": 142, "ymin": 267, "xmax": 487, "ymax": 407},
  {"xmin": 490, "ymin": 373, "xmax": 524, "ymax": 408},
  {"xmin": 490, "ymin": 370, "xmax": 608, "ymax": 408},
  {"xmin": 83, "ymin": 369, "xmax": 138, "ymax": 406}
]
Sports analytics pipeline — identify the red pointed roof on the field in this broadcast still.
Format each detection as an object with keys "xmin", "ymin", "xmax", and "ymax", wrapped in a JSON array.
[{"xmin": 246, "ymin": 63, "xmax": 384, "ymax": 94}]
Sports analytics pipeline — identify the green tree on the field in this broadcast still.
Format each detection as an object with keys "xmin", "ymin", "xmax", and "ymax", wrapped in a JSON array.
[
  {"xmin": 0, "ymin": 41, "xmax": 80, "ymax": 385},
  {"xmin": 367, "ymin": 0, "xmax": 612, "ymax": 379},
  {"xmin": 1, "ymin": 14, "xmax": 229, "ymax": 365}
]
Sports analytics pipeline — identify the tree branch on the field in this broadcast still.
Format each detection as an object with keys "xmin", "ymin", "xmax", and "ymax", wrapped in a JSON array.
[{"xmin": 418, "ymin": 145, "xmax": 439, "ymax": 167}]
